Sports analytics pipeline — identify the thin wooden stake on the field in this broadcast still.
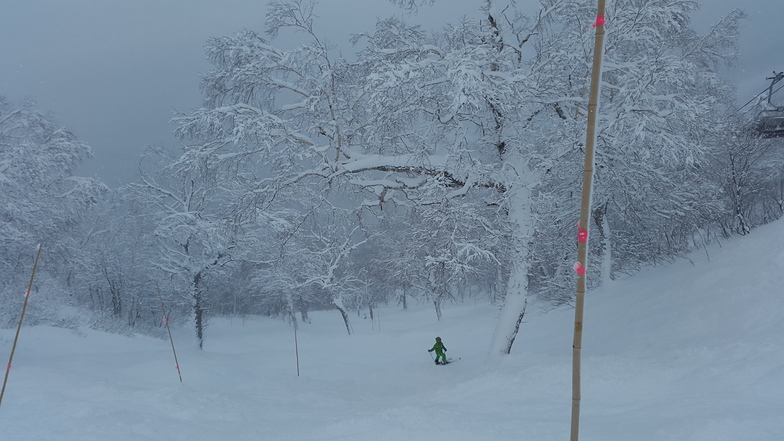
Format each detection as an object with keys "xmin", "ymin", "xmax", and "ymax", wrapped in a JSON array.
[
  {"xmin": 292, "ymin": 312, "xmax": 300, "ymax": 377},
  {"xmin": 159, "ymin": 290, "xmax": 183, "ymax": 383},
  {"xmin": 571, "ymin": 3, "xmax": 607, "ymax": 441},
  {"xmin": 1, "ymin": 243, "xmax": 43, "ymax": 407}
]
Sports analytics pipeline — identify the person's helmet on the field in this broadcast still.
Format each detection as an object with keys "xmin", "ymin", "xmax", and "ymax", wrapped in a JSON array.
[{"xmin": 435, "ymin": 336, "xmax": 441, "ymax": 341}]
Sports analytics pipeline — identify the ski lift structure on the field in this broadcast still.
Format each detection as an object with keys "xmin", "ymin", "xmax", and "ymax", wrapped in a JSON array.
[{"xmin": 756, "ymin": 71, "xmax": 784, "ymax": 138}]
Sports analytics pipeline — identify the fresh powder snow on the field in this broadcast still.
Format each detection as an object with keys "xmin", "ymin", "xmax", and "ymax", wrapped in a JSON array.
[{"xmin": 1, "ymin": 220, "xmax": 782, "ymax": 440}]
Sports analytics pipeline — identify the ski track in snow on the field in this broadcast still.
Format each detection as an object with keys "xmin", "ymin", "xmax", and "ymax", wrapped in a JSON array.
[{"xmin": 1, "ymin": 221, "xmax": 783, "ymax": 440}]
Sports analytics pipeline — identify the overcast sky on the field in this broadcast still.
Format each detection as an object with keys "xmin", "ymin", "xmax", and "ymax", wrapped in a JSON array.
[{"xmin": 1, "ymin": 0, "xmax": 781, "ymax": 187}]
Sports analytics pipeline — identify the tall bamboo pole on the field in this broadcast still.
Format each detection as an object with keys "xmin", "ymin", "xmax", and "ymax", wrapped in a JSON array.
[
  {"xmin": 571, "ymin": 3, "xmax": 606, "ymax": 441},
  {"xmin": 294, "ymin": 320, "xmax": 301, "ymax": 377},
  {"xmin": 159, "ymin": 289, "xmax": 183, "ymax": 383},
  {"xmin": 1, "ymin": 244, "xmax": 43, "ymax": 407},
  {"xmin": 291, "ymin": 311, "xmax": 301, "ymax": 377}
]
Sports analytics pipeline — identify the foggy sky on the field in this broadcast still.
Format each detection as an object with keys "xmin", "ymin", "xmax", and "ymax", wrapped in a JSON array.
[{"xmin": 1, "ymin": 0, "xmax": 781, "ymax": 187}]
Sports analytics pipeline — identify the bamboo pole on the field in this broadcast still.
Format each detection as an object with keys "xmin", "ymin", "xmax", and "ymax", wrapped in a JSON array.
[
  {"xmin": 294, "ymin": 322, "xmax": 301, "ymax": 377},
  {"xmin": 159, "ymin": 290, "xmax": 183, "ymax": 383},
  {"xmin": 291, "ymin": 311, "xmax": 300, "ymax": 377},
  {"xmin": 571, "ymin": 3, "xmax": 606, "ymax": 441},
  {"xmin": 0, "ymin": 244, "xmax": 43, "ymax": 407}
]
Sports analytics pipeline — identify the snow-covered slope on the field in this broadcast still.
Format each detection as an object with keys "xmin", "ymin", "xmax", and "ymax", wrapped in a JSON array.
[{"xmin": 1, "ymin": 220, "xmax": 782, "ymax": 440}]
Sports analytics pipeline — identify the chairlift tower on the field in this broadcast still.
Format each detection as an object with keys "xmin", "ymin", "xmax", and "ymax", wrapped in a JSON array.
[{"xmin": 758, "ymin": 71, "xmax": 784, "ymax": 138}]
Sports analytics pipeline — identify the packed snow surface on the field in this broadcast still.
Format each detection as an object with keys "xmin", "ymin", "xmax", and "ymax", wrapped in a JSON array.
[{"xmin": 1, "ymin": 220, "xmax": 783, "ymax": 440}]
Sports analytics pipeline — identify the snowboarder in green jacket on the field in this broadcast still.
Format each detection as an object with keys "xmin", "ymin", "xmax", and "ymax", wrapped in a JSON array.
[{"xmin": 428, "ymin": 336, "xmax": 447, "ymax": 364}]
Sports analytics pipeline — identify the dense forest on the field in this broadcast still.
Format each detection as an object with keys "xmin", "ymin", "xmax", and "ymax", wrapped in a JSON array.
[{"xmin": 2, "ymin": 0, "xmax": 782, "ymax": 353}]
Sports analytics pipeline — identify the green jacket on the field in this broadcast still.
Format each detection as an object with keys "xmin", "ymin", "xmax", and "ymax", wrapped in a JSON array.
[{"xmin": 430, "ymin": 341, "xmax": 446, "ymax": 355}]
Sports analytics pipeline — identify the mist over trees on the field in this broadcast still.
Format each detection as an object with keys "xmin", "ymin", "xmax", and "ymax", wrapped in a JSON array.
[{"xmin": 2, "ymin": 0, "xmax": 782, "ymax": 353}]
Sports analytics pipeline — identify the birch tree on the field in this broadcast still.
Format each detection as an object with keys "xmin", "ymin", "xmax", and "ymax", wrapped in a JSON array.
[
  {"xmin": 171, "ymin": 0, "xmax": 745, "ymax": 357},
  {"xmin": 173, "ymin": 0, "xmax": 523, "ymax": 333},
  {"xmin": 125, "ymin": 146, "xmax": 234, "ymax": 348}
]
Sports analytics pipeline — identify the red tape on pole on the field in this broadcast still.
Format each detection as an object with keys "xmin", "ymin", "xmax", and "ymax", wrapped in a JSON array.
[{"xmin": 576, "ymin": 221, "xmax": 589, "ymax": 243}]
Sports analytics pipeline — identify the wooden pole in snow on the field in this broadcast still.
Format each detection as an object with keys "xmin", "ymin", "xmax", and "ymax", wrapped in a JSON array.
[
  {"xmin": 571, "ymin": 2, "xmax": 606, "ymax": 441},
  {"xmin": 291, "ymin": 311, "xmax": 300, "ymax": 377},
  {"xmin": 159, "ymin": 289, "xmax": 183, "ymax": 383},
  {"xmin": 1, "ymin": 244, "xmax": 43, "ymax": 407}
]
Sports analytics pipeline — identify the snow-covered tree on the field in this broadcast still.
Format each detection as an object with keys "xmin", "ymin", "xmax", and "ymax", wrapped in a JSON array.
[
  {"xmin": 523, "ymin": 1, "xmax": 744, "ymax": 301},
  {"xmin": 706, "ymin": 116, "xmax": 784, "ymax": 236},
  {"xmin": 70, "ymin": 193, "xmax": 164, "ymax": 331},
  {"xmin": 173, "ymin": 0, "xmax": 538, "ymax": 353},
  {"xmin": 169, "ymin": 0, "xmax": 747, "ymax": 357},
  {"xmin": 0, "ymin": 97, "xmax": 106, "ymax": 322},
  {"xmin": 124, "ymin": 145, "xmax": 235, "ymax": 348}
]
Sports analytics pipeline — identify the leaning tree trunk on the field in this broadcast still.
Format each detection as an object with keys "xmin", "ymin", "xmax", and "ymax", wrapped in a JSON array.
[
  {"xmin": 333, "ymin": 295, "xmax": 352, "ymax": 335},
  {"xmin": 488, "ymin": 262, "xmax": 529, "ymax": 358},
  {"xmin": 488, "ymin": 172, "xmax": 535, "ymax": 360}
]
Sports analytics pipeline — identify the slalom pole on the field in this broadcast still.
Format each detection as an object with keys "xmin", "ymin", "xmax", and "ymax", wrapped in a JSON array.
[
  {"xmin": 0, "ymin": 243, "xmax": 43, "ymax": 407},
  {"xmin": 571, "ymin": 2, "xmax": 607, "ymax": 441},
  {"xmin": 159, "ymin": 289, "xmax": 183, "ymax": 383}
]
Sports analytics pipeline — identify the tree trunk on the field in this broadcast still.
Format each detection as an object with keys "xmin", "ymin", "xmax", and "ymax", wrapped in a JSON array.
[
  {"xmin": 336, "ymin": 305, "xmax": 352, "ymax": 335},
  {"xmin": 488, "ymin": 166, "xmax": 535, "ymax": 361},
  {"xmin": 194, "ymin": 293, "xmax": 204, "ymax": 349},
  {"xmin": 296, "ymin": 295, "xmax": 311, "ymax": 324},
  {"xmin": 333, "ymin": 296, "xmax": 352, "ymax": 335},
  {"xmin": 488, "ymin": 268, "xmax": 528, "ymax": 359},
  {"xmin": 193, "ymin": 272, "xmax": 205, "ymax": 349},
  {"xmin": 593, "ymin": 202, "xmax": 612, "ymax": 285},
  {"xmin": 504, "ymin": 299, "xmax": 528, "ymax": 352}
]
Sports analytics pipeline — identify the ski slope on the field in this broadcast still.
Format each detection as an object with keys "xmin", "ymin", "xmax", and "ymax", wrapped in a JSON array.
[{"xmin": 1, "ymin": 220, "xmax": 782, "ymax": 440}]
